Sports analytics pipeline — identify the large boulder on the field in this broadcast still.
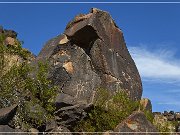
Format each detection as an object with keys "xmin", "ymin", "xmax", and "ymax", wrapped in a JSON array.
[
  {"xmin": 35, "ymin": 8, "xmax": 142, "ymax": 104},
  {"xmin": 114, "ymin": 111, "xmax": 158, "ymax": 134},
  {"xmin": 33, "ymin": 8, "xmax": 142, "ymax": 128}
]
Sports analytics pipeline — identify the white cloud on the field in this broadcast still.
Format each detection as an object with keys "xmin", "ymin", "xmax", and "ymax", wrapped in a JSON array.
[{"xmin": 129, "ymin": 46, "xmax": 180, "ymax": 83}]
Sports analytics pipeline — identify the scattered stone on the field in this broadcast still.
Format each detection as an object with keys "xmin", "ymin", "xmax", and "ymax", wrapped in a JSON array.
[{"xmin": 153, "ymin": 113, "xmax": 177, "ymax": 132}]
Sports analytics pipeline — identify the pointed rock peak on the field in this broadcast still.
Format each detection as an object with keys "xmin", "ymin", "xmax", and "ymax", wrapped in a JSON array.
[{"xmin": 90, "ymin": 7, "xmax": 106, "ymax": 13}]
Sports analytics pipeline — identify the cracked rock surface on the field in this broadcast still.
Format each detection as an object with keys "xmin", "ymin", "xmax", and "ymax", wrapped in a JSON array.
[{"xmin": 33, "ymin": 8, "xmax": 142, "ymax": 128}]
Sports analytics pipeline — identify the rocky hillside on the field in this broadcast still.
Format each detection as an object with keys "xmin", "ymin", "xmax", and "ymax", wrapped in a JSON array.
[{"xmin": 1, "ymin": 8, "xmax": 178, "ymax": 134}]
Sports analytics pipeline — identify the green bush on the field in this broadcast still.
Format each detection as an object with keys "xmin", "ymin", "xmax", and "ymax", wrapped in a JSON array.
[
  {"xmin": 143, "ymin": 110, "xmax": 154, "ymax": 123},
  {"xmin": 0, "ymin": 33, "xmax": 57, "ymax": 129},
  {"xmin": 26, "ymin": 62, "xmax": 57, "ymax": 114},
  {"xmin": 74, "ymin": 88, "xmax": 139, "ymax": 132},
  {"xmin": 0, "ymin": 32, "xmax": 30, "ymax": 61}
]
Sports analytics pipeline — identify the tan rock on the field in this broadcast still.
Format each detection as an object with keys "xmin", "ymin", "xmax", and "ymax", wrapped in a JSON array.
[
  {"xmin": 59, "ymin": 35, "xmax": 69, "ymax": 45},
  {"xmin": 4, "ymin": 37, "xmax": 16, "ymax": 46},
  {"xmin": 29, "ymin": 128, "xmax": 39, "ymax": 135},
  {"xmin": 63, "ymin": 61, "xmax": 74, "ymax": 74},
  {"xmin": 140, "ymin": 98, "xmax": 152, "ymax": 112}
]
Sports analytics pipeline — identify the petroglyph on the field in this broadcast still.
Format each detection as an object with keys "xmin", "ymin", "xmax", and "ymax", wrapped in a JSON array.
[
  {"xmin": 75, "ymin": 80, "xmax": 88, "ymax": 98},
  {"xmin": 115, "ymin": 81, "xmax": 122, "ymax": 93}
]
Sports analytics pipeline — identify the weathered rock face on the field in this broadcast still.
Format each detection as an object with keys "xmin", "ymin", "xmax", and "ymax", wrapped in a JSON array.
[
  {"xmin": 114, "ymin": 111, "xmax": 158, "ymax": 135},
  {"xmin": 0, "ymin": 125, "xmax": 27, "ymax": 135},
  {"xmin": 35, "ymin": 8, "xmax": 142, "ymax": 105},
  {"xmin": 64, "ymin": 8, "xmax": 142, "ymax": 101},
  {"xmin": 140, "ymin": 98, "xmax": 152, "ymax": 112},
  {"xmin": 32, "ymin": 8, "xmax": 142, "ymax": 129},
  {"xmin": 0, "ymin": 104, "xmax": 18, "ymax": 125}
]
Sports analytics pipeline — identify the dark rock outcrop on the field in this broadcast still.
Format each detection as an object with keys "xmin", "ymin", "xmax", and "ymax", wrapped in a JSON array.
[
  {"xmin": 32, "ymin": 8, "xmax": 143, "ymax": 130},
  {"xmin": 0, "ymin": 125, "xmax": 27, "ymax": 135},
  {"xmin": 0, "ymin": 104, "xmax": 18, "ymax": 125},
  {"xmin": 113, "ymin": 111, "xmax": 159, "ymax": 135}
]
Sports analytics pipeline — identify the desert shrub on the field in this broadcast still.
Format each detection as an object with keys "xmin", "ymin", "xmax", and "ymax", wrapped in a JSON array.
[
  {"xmin": 26, "ymin": 62, "xmax": 57, "ymax": 114},
  {"xmin": 74, "ymin": 88, "xmax": 139, "ymax": 132},
  {"xmin": 143, "ymin": 110, "xmax": 154, "ymax": 123},
  {"xmin": 0, "ymin": 63, "xmax": 31, "ymax": 107},
  {"xmin": 156, "ymin": 122, "xmax": 171, "ymax": 135},
  {"xmin": 0, "ymin": 34, "xmax": 57, "ymax": 128}
]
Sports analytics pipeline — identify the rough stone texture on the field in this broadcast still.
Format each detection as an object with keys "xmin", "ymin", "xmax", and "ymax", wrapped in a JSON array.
[
  {"xmin": 0, "ymin": 104, "xmax": 18, "ymax": 125},
  {"xmin": 32, "ymin": 8, "xmax": 142, "ymax": 130},
  {"xmin": 114, "ymin": 111, "xmax": 158, "ymax": 135},
  {"xmin": 140, "ymin": 98, "xmax": 152, "ymax": 112},
  {"xmin": 0, "ymin": 125, "xmax": 27, "ymax": 135},
  {"xmin": 54, "ymin": 103, "xmax": 88, "ymax": 130},
  {"xmin": 4, "ymin": 37, "xmax": 16, "ymax": 46},
  {"xmin": 29, "ymin": 128, "xmax": 39, "ymax": 135},
  {"xmin": 64, "ymin": 8, "xmax": 142, "ymax": 101},
  {"xmin": 45, "ymin": 125, "xmax": 72, "ymax": 135},
  {"xmin": 34, "ymin": 8, "xmax": 142, "ymax": 104}
]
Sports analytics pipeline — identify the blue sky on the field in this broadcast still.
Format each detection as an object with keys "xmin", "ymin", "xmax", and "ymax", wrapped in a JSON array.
[{"xmin": 0, "ymin": 3, "xmax": 180, "ymax": 112}]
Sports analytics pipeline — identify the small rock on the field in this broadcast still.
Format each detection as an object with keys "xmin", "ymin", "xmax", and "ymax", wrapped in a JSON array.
[
  {"xmin": 45, "ymin": 119, "xmax": 57, "ymax": 132},
  {"xmin": 175, "ymin": 112, "xmax": 180, "ymax": 120},
  {"xmin": 169, "ymin": 111, "xmax": 174, "ymax": 115},
  {"xmin": 167, "ymin": 114, "xmax": 175, "ymax": 121},
  {"xmin": 4, "ymin": 37, "xmax": 16, "ymax": 46},
  {"xmin": 45, "ymin": 125, "xmax": 72, "ymax": 135},
  {"xmin": 59, "ymin": 34, "xmax": 69, "ymax": 45},
  {"xmin": 29, "ymin": 128, "xmax": 39, "ymax": 135},
  {"xmin": 163, "ymin": 111, "xmax": 168, "ymax": 116}
]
